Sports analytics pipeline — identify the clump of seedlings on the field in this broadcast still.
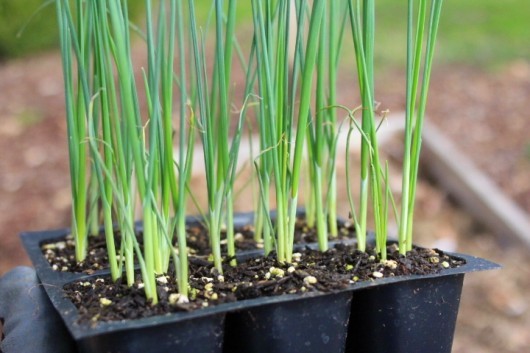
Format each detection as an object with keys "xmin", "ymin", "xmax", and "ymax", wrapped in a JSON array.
[
  {"xmin": 54, "ymin": 0, "xmax": 450, "ymax": 321},
  {"xmin": 57, "ymin": 0, "xmax": 196, "ymax": 304},
  {"xmin": 345, "ymin": 0, "xmax": 444, "ymax": 259}
]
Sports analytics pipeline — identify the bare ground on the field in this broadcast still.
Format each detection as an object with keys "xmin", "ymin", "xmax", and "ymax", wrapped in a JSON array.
[{"xmin": 0, "ymin": 52, "xmax": 529, "ymax": 352}]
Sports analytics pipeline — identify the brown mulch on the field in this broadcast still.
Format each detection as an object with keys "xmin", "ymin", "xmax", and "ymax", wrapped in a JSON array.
[
  {"xmin": 1, "ymin": 51, "xmax": 529, "ymax": 352},
  {"xmin": 374, "ymin": 62, "xmax": 530, "ymax": 215}
]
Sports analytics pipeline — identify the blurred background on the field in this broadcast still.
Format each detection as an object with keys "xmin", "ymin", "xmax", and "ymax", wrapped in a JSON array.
[{"xmin": 0, "ymin": 1, "xmax": 529, "ymax": 352}]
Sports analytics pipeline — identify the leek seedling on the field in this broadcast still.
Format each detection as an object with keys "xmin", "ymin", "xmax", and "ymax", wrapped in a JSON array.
[
  {"xmin": 56, "ymin": 0, "xmax": 195, "ymax": 304},
  {"xmin": 173, "ymin": 0, "xmax": 196, "ymax": 300},
  {"xmin": 306, "ymin": 1, "xmax": 329, "ymax": 251},
  {"xmin": 187, "ymin": 0, "xmax": 249, "ymax": 273},
  {"xmin": 399, "ymin": 0, "xmax": 444, "ymax": 254},
  {"xmin": 347, "ymin": 0, "xmax": 391, "ymax": 259},
  {"xmin": 251, "ymin": 0, "xmax": 285, "ymax": 256},
  {"xmin": 305, "ymin": 0, "xmax": 348, "ymax": 247},
  {"xmin": 325, "ymin": 0, "xmax": 348, "ymax": 238},
  {"xmin": 105, "ymin": 0, "xmax": 160, "ymax": 302},
  {"xmin": 251, "ymin": 0, "xmax": 289, "ymax": 256},
  {"xmin": 346, "ymin": 0, "xmax": 444, "ymax": 258},
  {"xmin": 56, "ymin": 0, "xmax": 91, "ymax": 263},
  {"xmin": 288, "ymin": 0, "xmax": 325, "ymax": 258},
  {"xmin": 252, "ymin": 0, "xmax": 325, "ymax": 263},
  {"xmin": 251, "ymin": 0, "xmax": 291, "ymax": 261}
]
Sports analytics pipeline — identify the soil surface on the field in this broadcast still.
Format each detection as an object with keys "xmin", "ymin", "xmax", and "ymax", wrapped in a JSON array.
[
  {"xmin": 42, "ymin": 218, "xmax": 352, "ymax": 273},
  {"xmin": 64, "ymin": 244, "xmax": 463, "ymax": 324},
  {"xmin": 1, "ymin": 51, "xmax": 529, "ymax": 352}
]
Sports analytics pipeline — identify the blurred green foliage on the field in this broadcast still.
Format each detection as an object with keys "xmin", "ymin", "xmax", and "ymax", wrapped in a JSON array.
[
  {"xmin": 1, "ymin": 0, "xmax": 528, "ymax": 68},
  {"xmin": 374, "ymin": 0, "xmax": 530, "ymax": 69},
  {"xmin": 0, "ymin": 0, "xmax": 144, "ymax": 60},
  {"xmin": 234, "ymin": 0, "xmax": 528, "ymax": 70},
  {"xmin": 0, "ymin": 0, "xmax": 56, "ymax": 59}
]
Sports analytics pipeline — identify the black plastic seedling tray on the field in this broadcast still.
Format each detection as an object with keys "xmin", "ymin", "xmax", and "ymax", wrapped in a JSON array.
[{"xmin": 21, "ymin": 224, "xmax": 499, "ymax": 353}]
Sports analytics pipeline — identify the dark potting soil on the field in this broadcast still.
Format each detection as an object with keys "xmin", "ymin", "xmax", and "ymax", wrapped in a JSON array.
[
  {"xmin": 185, "ymin": 218, "xmax": 353, "ymax": 255},
  {"xmin": 41, "ymin": 234, "xmax": 111, "ymax": 273},
  {"xmin": 186, "ymin": 223, "xmax": 257, "ymax": 255},
  {"xmin": 63, "ymin": 243, "xmax": 465, "ymax": 324},
  {"xmin": 40, "ymin": 224, "xmax": 255, "ymax": 273},
  {"xmin": 41, "ymin": 218, "xmax": 354, "ymax": 273}
]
